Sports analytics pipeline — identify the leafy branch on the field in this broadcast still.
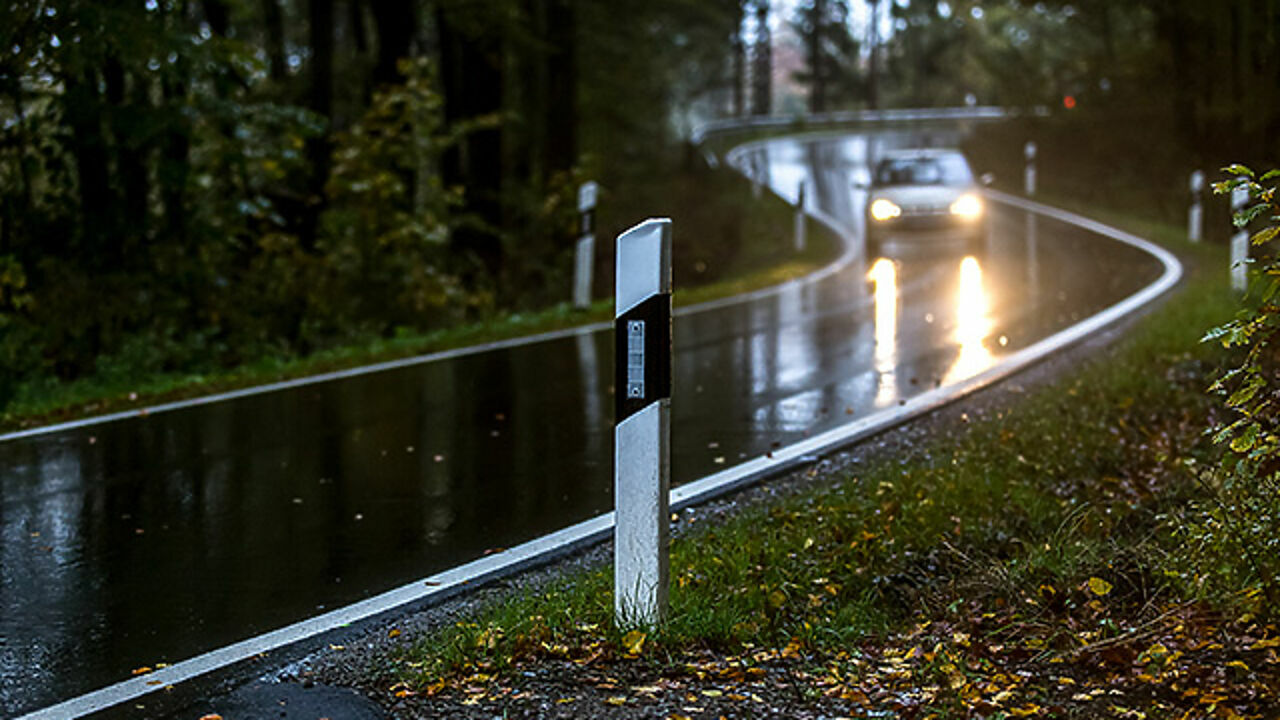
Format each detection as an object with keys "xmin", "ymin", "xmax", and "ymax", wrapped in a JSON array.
[{"xmin": 1195, "ymin": 164, "xmax": 1280, "ymax": 606}]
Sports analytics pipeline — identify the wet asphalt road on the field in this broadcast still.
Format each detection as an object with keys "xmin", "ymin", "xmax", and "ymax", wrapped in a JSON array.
[{"xmin": 0, "ymin": 129, "xmax": 1164, "ymax": 717}]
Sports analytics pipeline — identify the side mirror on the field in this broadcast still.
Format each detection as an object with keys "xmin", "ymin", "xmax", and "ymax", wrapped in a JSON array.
[{"xmin": 979, "ymin": 172, "xmax": 995, "ymax": 186}]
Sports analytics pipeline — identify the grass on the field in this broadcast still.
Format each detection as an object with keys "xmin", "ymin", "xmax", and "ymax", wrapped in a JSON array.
[
  {"xmin": 0, "ymin": 182, "xmax": 841, "ymax": 433},
  {"xmin": 383, "ymin": 206, "xmax": 1280, "ymax": 716}
]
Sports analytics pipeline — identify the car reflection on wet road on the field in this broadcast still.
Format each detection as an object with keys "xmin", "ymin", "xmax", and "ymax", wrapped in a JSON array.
[{"xmin": 1, "ymin": 130, "xmax": 1164, "ymax": 717}]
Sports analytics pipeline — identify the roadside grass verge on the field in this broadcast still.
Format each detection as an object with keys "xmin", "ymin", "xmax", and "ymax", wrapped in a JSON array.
[
  {"xmin": 0, "ymin": 173, "xmax": 840, "ymax": 433},
  {"xmin": 384, "ymin": 213, "xmax": 1280, "ymax": 716}
]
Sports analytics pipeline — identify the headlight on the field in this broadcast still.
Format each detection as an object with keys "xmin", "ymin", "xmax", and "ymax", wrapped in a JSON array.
[
  {"xmin": 869, "ymin": 198, "xmax": 901, "ymax": 221},
  {"xmin": 949, "ymin": 193, "xmax": 983, "ymax": 219}
]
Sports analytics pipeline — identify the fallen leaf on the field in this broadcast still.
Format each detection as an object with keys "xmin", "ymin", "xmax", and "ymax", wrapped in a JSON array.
[
  {"xmin": 622, "ymin": 630, "xmax": 646, "ymax": 656},
  {"xmin": 1087, "ymin": 577, "xmax": 1113, "ymax": 597},
  {"xmin": 781, "ymin": 637, "xmax": 803, "ymax": 659}
]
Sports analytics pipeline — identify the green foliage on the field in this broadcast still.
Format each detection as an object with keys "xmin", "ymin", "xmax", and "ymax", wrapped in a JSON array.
[
  {"xmin": 0, "ymin": 255, "xmax": 35, "ymax": 409},
  {"xmin": 0, "ymin": 0, "xmax": 752, "ymax": 417},
  {"xmin": 790, "ymin": 0, "xmax": 863, "ymax": 111},
  {"xmin": 1182, "ymin": 166, "xmax": 1280, "ymax": 604},
  {"xmin": 319, "ymin": 56, "xmax": 479, "ymax": 334}
]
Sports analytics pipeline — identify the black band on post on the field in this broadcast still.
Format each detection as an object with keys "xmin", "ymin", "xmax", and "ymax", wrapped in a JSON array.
[{"xmin": 615, "ymin": 292, "xmax": 672, "ymax": 424}]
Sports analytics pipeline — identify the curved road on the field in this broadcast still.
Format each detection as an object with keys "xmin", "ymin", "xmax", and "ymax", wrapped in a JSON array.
[{"xmin": 2, "ymin": 127, "xmax": 1168, "ymax": 717}]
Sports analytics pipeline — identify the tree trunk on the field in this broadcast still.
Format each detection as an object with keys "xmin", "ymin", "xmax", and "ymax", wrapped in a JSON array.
[
  {"xmin": 752, "ymin": 0, "xmax": 771, "ymax": 115},
  {"xmin": 737, "ymin": 25, "xmax": 747, "ymax": 115},
  {"xmin": 807, "ymin": 0, "xmax": 826, "ymax": 113},
  {"xmin": 1155, "ymin": 4, "xmax": 1204, "ymax": 155},
  {"xmin": 162, "ymin": 75, "xmax": 191, "ymax": 251},
  {"xmin": 63, "ymin": 70, "xmax": 114, "ymax": 267},
  {"xmin": 203, "ymin": 0, "xmax": 230, "ymax": 36},
  {"xmin": 104, "ymin": 58, "xmax": 150, "ymax": 261},
  {"xmin": 437, "ymin": 4, "xmax": 505, "ymax": 281},
  {"xmin": 371, "ymin": 0, "xmax": 416, "ymax": 88},
  {"xmin": 543, "ymin": 0, "xmax": 576, "ymax": 182},
  {"xmin": 261, "ymin": 0, "xmax": 288, "ymax": 83},
  {"xmin": 302, "ymin": 0, "xmax": 335, "ymax": 253},
  {"xmin": 866, "ymin": 0, "xmax": 879, "ymax": 109}
]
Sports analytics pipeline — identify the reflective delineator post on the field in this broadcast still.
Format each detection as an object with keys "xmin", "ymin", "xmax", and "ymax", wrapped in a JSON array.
[
  {"xmin": 1231, "ymin": 185, "xmax": 1249, "ymax": 293},
  {"xmin": 1024, "ymin": 141, "xmax": 1037, "ymax": 197},
  {"xmin": 1188, "ymin": 170, "xmax": 1204, "ymax": 243},
  {"xmin": 613, "ymin": 218, "xmax": 672, "ymax": 629},
  {"xmin": 794, "ymin": 180, "xmax": 807, "ymax": 253},
  {"xmin": 574, "ymin": 181, "xmax": 599, "ymax": 309}
]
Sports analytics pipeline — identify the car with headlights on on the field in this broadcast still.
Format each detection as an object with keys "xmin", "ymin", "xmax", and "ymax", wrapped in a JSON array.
[{"xmin": 863, "ymin": 149, "xmax": 987, "ymax": 258}]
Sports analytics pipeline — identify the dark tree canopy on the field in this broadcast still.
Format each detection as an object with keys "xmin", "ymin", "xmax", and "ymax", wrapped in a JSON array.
[{"xmin": 0, "ymin": 0, "xmax": 741, "ymax": 408}]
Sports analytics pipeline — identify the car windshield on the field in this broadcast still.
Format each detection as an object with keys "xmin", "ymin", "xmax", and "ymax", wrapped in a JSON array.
[{"xmin": 874, "ymin": 154, "xmax": 974, "ymax": 187}]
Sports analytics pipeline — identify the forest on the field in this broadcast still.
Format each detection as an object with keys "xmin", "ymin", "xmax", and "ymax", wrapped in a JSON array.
[{"xmin": 0, "ymin": 0, "xmax": 1276, "ymax": 413}]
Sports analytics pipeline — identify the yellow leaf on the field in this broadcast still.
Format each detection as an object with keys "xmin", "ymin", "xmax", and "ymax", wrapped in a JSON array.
[
  {"xmin": 604, "ymin": 696, "xmax": 627, "ymax": 706},
  {"xmin": 1010, "ymin": 705, "xmax": 1041, "ymax": 717},
  {"xmin": 1087, "ymin": 577, "xmax": 1113, "ymax": 597},
  {"xmin": 781, "ymin": 637, "xmax": 804, "ymax": 659},
  {"xmin": 803, "ymin": 537, "xmax": 814, "ymax": 550},
  {"xmin": 1249, "ymin": 637, "xmax": 1280, "ymax": 650},
  {"xmin": 701, "ymin": 689, "xmax": 722, "ymax": 697},
  {"xmin": 1226, "ymin": 660, "xmax": 1250, "ymax": 671},
  {"xmin": 622, "ymin": 630, "xmax": 646, "ymax": 656},
  {"xmin": 1139, "ymin": 642, "xmax": 1169, "ymax": 664},
  {"xmin": 387, "ymin": 628, "xmax": 401, "ymax": 639}
]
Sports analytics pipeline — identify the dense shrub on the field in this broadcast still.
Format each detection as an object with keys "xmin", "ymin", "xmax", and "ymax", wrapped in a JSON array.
[{"xmin": 1183, "ymin": 166, "xmax": 1280, "ymax": 607}]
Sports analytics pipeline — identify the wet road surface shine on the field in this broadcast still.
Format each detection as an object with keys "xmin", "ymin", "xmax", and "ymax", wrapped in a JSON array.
[{"xmin": 0, "ymin": 132, "xmax": 1163, "ymax": 716}]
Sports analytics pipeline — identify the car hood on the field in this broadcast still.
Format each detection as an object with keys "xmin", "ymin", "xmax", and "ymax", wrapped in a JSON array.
[{"xmin": 870, "ymin": 185, "xmax": 976, "ymax": 209}]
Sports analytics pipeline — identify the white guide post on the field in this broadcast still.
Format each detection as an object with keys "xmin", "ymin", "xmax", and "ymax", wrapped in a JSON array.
[
  {"xmin": 1231, "ymin": 185, "xmax": 1249, "ymax": 293},
  {"xmin": 574, "ymin": 181, "xmax": 599, "ymax": 309},
  {"xmin": 794, "ymin": 180, "xmax": 807, "ymax": 253},
  {"xmin": 1188, "ymin": 170, "xmax": 1204, "ymax": 243},
  {"xmin": 613, "ymin": 218, "xmax": 672, "ymax": 630},
  {"xmin": 1024, "ymin": 141, "xmax": 1037, "ymax": 197}
]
